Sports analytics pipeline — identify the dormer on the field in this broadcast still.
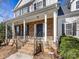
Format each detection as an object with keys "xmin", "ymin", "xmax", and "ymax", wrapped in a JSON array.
[{"xmin": 71, "ymin": 0, "xmax": 79, "ymax": 11}]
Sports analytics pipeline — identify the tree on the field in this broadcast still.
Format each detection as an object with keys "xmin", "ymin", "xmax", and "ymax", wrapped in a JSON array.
[{"xmin": 0, "ymin": 23, "xmax": 5, "ymax": 45}]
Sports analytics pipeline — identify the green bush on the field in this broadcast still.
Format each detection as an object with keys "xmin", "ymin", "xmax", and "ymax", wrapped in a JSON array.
[{"xmin": 59, "ymin": 36, "xmax": 79, "ymax": 59}]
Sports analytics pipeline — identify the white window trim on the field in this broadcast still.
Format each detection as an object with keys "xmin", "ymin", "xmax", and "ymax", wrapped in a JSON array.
[{"xmin": 65, "ymin": 23, "xmax": 73, "ymax": 36}]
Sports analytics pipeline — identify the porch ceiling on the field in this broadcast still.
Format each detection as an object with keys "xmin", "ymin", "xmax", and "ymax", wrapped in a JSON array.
[{"xmin": 6, "ymin": 3, "xmax": 59, "ymax": 25}]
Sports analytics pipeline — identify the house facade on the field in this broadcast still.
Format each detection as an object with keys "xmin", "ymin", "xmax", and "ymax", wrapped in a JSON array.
[
  {"xmin": 65, "ymin": 0, "xmax": 79, "ymax": 37},
  {"xmin": 5, "ymin": 0, "xmax": 64, "ymax": 46}
]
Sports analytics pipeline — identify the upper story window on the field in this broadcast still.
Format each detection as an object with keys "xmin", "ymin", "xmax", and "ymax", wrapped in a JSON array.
[
  {"xmin": 15, "ymin": 6, "xmax": 29, "ymax": 17},
  {"xmin": 37, "ymin": 1, "xmax": 43, "ymax": 9},
  {"xmin": 15, "ymin": 10, "xmax": 21, "ymax": 17},
  {"xmin": 22, "ymin": 7, "xmax": 29, "ymax": 14},
  {"xmin": 76, "ymin": 1, "xmax": 79, "ymax": 9},
  {"xmin": 34, "ymin": 1, "xmax": 43, "ymax": 10}
]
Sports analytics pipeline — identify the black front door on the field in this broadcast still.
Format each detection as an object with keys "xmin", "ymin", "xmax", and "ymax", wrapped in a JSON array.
[{"xmin": 36, "ymin": 24, "xmax": 43, "ymax": 37}]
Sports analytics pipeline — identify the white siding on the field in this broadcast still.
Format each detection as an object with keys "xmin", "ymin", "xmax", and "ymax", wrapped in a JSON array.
[
  {"xmin": 14, "ymin": 0, "xmax": 58, "ymax": 16},
  {"xmin": 57, "ymin": 16, "xmax": 65, "ymax": 38},
  {"xmin": 65, "ymin": 16, "xmax": 79, "ymax": 37},
  {"xmin": 46, "ymin": 0, "xmax": 58, "ymax": 6},
  {"xmin": 65, "ymin": 17, "xmax": 78, "ymax": 23},
  {"xmin": 71, "ymin": 0, "xmax": 79, "ymax": 11}
]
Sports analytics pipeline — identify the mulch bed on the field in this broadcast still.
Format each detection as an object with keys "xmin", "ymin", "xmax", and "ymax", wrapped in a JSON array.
[{"xmin": 0, "ymin": 46, "xmax": 17, "ymax": 59}]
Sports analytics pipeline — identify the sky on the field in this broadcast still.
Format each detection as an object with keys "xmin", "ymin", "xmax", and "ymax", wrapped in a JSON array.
[{"xmin": 0, "ymin": 0, "xmax": 19, "ymax": 22}]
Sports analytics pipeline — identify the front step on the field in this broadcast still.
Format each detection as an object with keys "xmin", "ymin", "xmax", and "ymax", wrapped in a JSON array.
[
  {"xmin": 18, "ymin": 49, "xmax": 34, "ymax": 55},
  {"xmin": 18, "ymin": 41, "xmax": 34, "ymax": 56}
]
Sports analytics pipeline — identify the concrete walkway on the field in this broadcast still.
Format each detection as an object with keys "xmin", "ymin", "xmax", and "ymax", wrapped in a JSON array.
[{"xmin": 6, "ymin": 52, "xmax": 33, "ymax": 59}]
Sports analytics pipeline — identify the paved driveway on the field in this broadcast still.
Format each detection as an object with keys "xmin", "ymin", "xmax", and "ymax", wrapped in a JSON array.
[{"xmin": 6, "ymin": 52, "xmax": 33, "ymax": 59}]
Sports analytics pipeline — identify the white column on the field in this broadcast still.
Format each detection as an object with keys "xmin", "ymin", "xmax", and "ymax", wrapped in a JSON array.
[
  {"xmin": 53, "ymin": 11, "xmax": 58, "ymax": 43},
  {"xmin": 12, "ymin": 22, "xmax": 15, "ymax": 39},
  {"xmin": 44, "ymin": 14, "xmax": 47, "ymax": 42},
  {"xmin": 34, "ymin": 24, "xmax": 36, "ymax": 37},
  {"xmin": 43, "ymin": 23, "xmax": 45, "ymax": 37},
  {"xmin": 5, "ymin": 24, "xmax": 7, "ymax": 39},
  {"xmin": 23, "ymin": 20, "xmax": 26, "ymax": 40}
]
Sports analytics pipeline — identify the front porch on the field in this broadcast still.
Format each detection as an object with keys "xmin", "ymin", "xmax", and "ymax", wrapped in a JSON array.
[
  {"xmin": 6, "ymin": 4, "xmax": 59, "ymax": 45},
  {"xmin": 14, "ymin": 18, "xmax": 53, "ymax": 42}
]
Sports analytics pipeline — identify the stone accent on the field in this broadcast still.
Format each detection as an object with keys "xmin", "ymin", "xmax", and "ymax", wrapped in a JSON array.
[{"xmin": 18, "ymin": 38, "xmax": 35, "ymax": 55}]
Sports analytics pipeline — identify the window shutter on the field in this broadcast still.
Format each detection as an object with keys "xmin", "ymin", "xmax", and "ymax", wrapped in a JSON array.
[
  {"xmin": 34, "ymin": 3, "xmax": 36, "ymax": 10},
  {"xmin": 76, "ymin": 1, "xmax": 79, "ymax": 9},
  {"xmin": 43, "ymin": 0, "xmax": 46, "ymax": 7},
  {"xmin": 73, "ymin": 23, "xmax": 76, "ymax": 36},
  {"xmin": 62, "ymin": 24, "xmax": 65, "ymax": 35}
]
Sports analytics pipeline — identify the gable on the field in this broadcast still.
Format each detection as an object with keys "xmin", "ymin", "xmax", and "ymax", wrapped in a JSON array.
[
  {"xmin": 14, "ymin": 0, "xmax": 22, "ymax": 11},
  {"xmin": 14, "ymin": 0, "xmax": 31, "ymax": 11},
  {"xmin": 58, "ymin": 7, "xmax": 64, "ymax": 16}
]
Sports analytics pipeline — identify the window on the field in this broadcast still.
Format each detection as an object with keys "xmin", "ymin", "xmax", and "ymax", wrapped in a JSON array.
[
  {"xmin": 65, "ymin": 24, "xmax": 73, "ymax": 35},
  {"xmin": 36, "ymin": 24, "xmax": 43, "ymax": 37},
  {"xmin": 16, "ymin": 26, "xmax": 19, "ymax": 35},
  {"xmin": 76, "ymin": 1, "xmax": 79, "ymax": 9},
  {"xmin": 34, "ymin": 1, "xmax": 43, "ymax": 10},
  {"xmin": 76, "ymin": 23, "xmax": 79, "ymax": 36},
  {"xmin": 36, "ymin": 1, "xmax": 43, "ymax": 9},
  {"xmin": 15, "ymin": 10, "xmax": 21, "ymax": 17},
  {"xmin": 25, "ymin": 25, "xmax": 29, "ymax": 35},
  {"xmin": 65, "ymin": 23, "xmax": 76, "ymax": 36},
  {"xmin": 22, "ymin": 7, "xmax": 29, "ymax": 14}
]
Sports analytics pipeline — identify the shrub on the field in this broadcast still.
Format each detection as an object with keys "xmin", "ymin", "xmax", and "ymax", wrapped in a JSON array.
[{"xmin": 59, "ymin": 36, "xmax": 79, "ymax": 59}]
